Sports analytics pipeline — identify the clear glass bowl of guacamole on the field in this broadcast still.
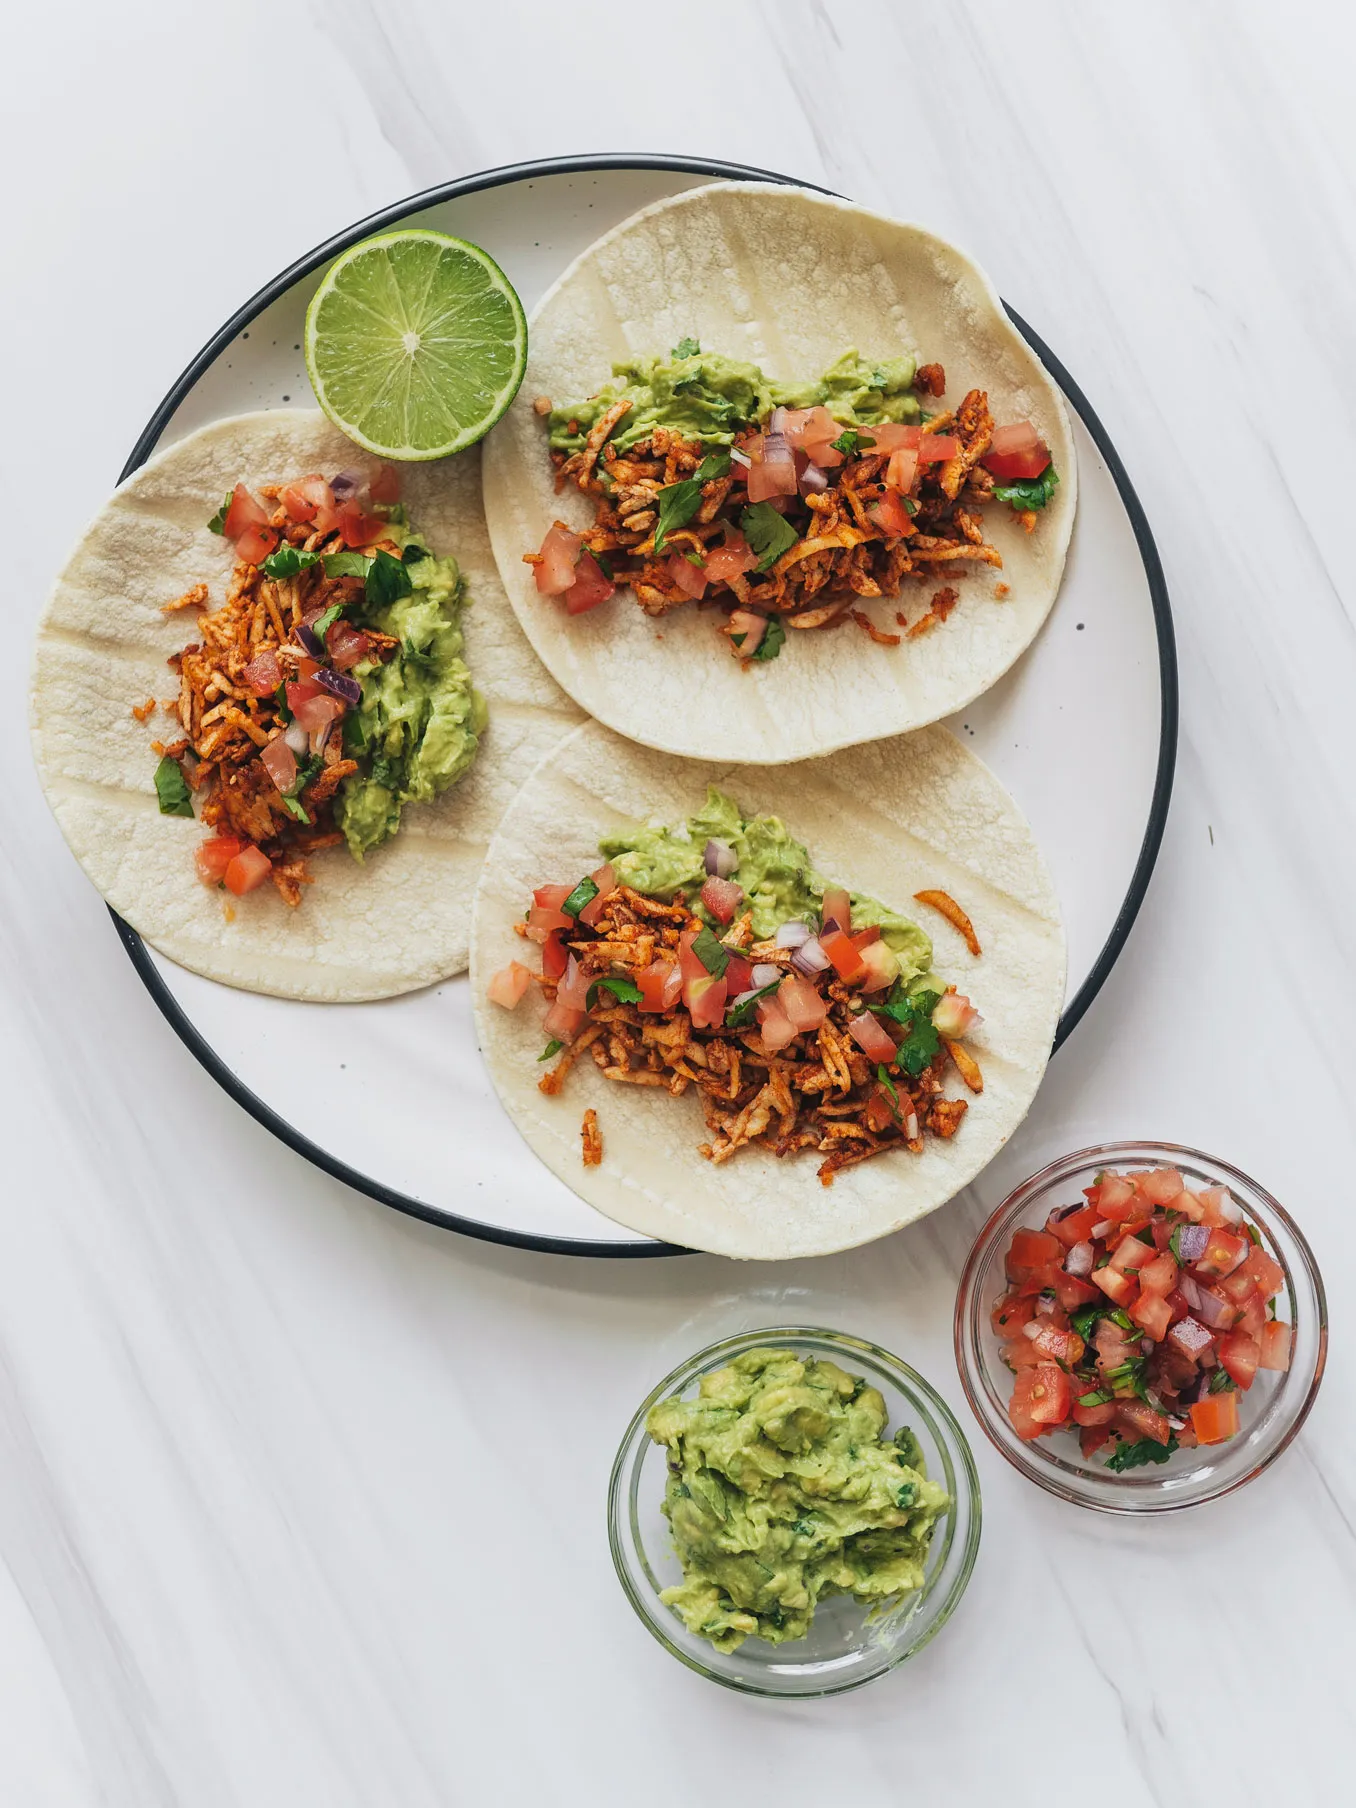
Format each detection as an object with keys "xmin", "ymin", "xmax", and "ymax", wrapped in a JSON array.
[
  {"xmin": 608, "ymin": 1327, "xmax": 981, "ymax": 1697},
  {"xmin": 955, "ymin": 1142, "xmax": 1328, "ymax": 1513}
]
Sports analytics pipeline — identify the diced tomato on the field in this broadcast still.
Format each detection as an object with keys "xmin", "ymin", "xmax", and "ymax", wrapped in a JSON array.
[
  {"xmin": 867, "ymin": 490, "xmax": 914, "ymax": 538},
  {"xmin": 820, "ymin": 928, "xmax": 866, "ymax": 984},
  {"xmin": 1072, "ymin": 1399, "xmax": 1117, "ymax": 1428},
  {"xmin": 1090, "ymin": 1265, "xmax": 1136, "ymax": 1306},
  {"xmin": 856, "ymin": 940, "xmax": 900, "ymax": 994},
  {"xmin": 1093, "ymin": 1318, "xmax": 1139, "ymax": 1371},
  {"xmin": 687, "ymin": 972, "xmax": 729, "ymax": 1030},
  {"xmin": 1219, "ymin": 1332, "xmax": 1260, "ymax": 1391},
  {"xmin": 577, "ymin": 863, "xmax": 617, "ymax": 929},
  {"xmin": 525, "ymin": 905, "xmax": 572, "ymax": 942},
  {"xmin": 1129, "ymin": 1292, "xmax": 1172, "ymax": 1342},
  {"xmin": 1236, "ymin": 1293, "xmax": 1268, "ymax": 1339},
  {"xmin": 885, "ymin": 447, "xmax": 919, "ymax": 493},
  {"xmin": 240, "ymin": 649, "xmax": 282, "ymax": 698},
  {"xmin": 1164, "ymin": 1287, "xmax": 1193, "ymax": 1327},
  {"xmin": 992, "ymin": 1293, "xmax": 1035, "ymax": 1340},
  {"xmin": 1139, "ymin": 1168, "xmax": 1184, "ymax": 1205},
  {"xmin": 846, "ymin": 1011, "xmax": 898, "ymax": 1063},
  {"xmin": 1218, "ymin": 1266, "xmax": 1259, "ymax": 1304},
  {"xmin": 1259, "ymin": 1320, "xmax": 1293, "ymax": 1372},
  {"xmin": 1108, "ymin": 1234, "xmax": 1154, "ymax": 1278},
  {"xmin": 779, "ymin": 405, "xmax": 840, "ymax": 453},
  {"xmin": 327, "ymin": 623, "xmax": 370, "ymax": 671},
  {"xmin": 1028, "ymin": 1323, "xmax": 1085, "ymax": 1365},
  {"xmin": 280, "ymin": 475, "xmax": 334, "ymax": 523},
  {"xmin": 534, "ymin": 523, "xmax": 582, "ymax": 595},
  {"xmin": 556, "ymin": 953, "xmax": 590, "ymax": 1012},
  {"xmin": 1048, "ymin": 1201, "xmax": 1102, "ymax": 1248},
  {"xmin": 1114, "ymin": 1401, "xmax": 1172, "ymax": 1446},
  {"xmin": 1080, "ymin": 1424, "xmax": 1115, "ymax": 1458},
  {"xmin": 368, "ymin": 462, "xmax": 401, "ymax": 504},
  {"xmin": 704, "ymin": 532, "xmax": 757, "ymax": 584},
  {"xmin": 223, "ymin": 844, "xmax": 272, "ymax": 896},
  {"xmin": 1169, "ymin": 1188, "xmax": 1207, "ymax": 1223},
  {"xmin": 285, "ymin": 679, "xmax": 345, "ymax": 735},
  {"xmin": 779, "ymin": 973, "xmax": 828, "ymax": 1033},
  {"xmin": 260, "ymin": 735, "xmax": 297, "ymax": 795},
  {"xmin": 542, "ymin": 931, "xmax": 568, "ymax": 981},
  {"xmin": 1023, "ymin": 1364, "xmax": 1072, "ymax": 1428},
  {"xmin": 756, "ymin": 994, "xmax": 799, "ymax": 1052},
  {"xmin": 1053, "ymin": 1271, "xmax": 1101, "ymax": 1311},
  {"xmin": 195, "ymin": 836, "xmax": 244, "ymax": 885},
  {"xmin": 700, "ymin": 875, "xmax": 744, "ymax": 923},
  {"xmin": 563, "ymin": 552, "xmax": 615, "ymax": 615},
  {"xmin": 1241, "ymin": 1246, "xmax": 1286, "ymax": 1300},
  {"xmin": 1197, "ymin": 1186, "xmax": 1237, "ymax": 1228},
  {"xmin": 668, "ymin": 551, "xmax": 708, "ymax": 599},
  {"xmin": 487, "ymin": 961, "xmax": 533, "ymax": 1009},
  {"xmin": 337, "ymin": 498, "xmax": 388, "ymax": 548},
  {"xmin": 1190, "ymin": 1392, "xmax": 1240, "ymax": 1445},
  {"xmin": 820, "ymin": 887, "xmax": 851, "ymax": 932},
  {"xmin": 1194, "ymin": 1228, "xmax": 1249, "ymax": 1279},
  {"xmin": 1003, "ymin": 1338, "xmax": 1047, "ymax": 1372},
  {"xmin": 1016, "ymin": 1263, "xmax": 1064, "ymax": 1299},
  {"xmin": 1095, "ymin": 1175, "xmax": 1138, "ymax": 1222},
  {"xmin": 222, "ymin": 483, "xmax": 270, "ymax": 541},
  {"xmin": 915, "ymin": 433, "xmax": 960, "ymax": 463},
  {"xmin": 1137, "ymin": 1251, "xmax": 1179, "ymax": 1298},
  {"xmin": 637, "ymin": 960, "xmax": 682, "ymax": 1013},
  {"xmin": 534, "ymin": 883, "xmax": 573, "ymax": 912},
  {"xmin": 236, "ymin": 521, "xmax": 280, "ymax": 564},
  {"xmin": 1006, "ymin": 1228, "xmax": 1061, "ymax": 1278},
  {"xmin": 982, "ymin": 421, "xmax": 1050, "ymax": 482},
  {"xmin": 542, "ymin": 997, "xmax": 585, "ymax": 1042}
]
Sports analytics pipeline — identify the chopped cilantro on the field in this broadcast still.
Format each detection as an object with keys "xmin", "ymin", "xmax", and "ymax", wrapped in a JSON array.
[
  {"xmin": 311, "ymin": 600, "xmax": 346, "ymax": 640},
  {"xmin": 1106, "ymin": 1308, "xmax": 1136, "ymax": 1333},
  {"xmin": 1077, "ymin": 1389, "xmax": 1112, "ymax": 1408},
  {"xmin": 561, "ymin": 876, "xmax": 599, "ymax": 917},
  {"xmin": 321, "ymin": 551, "xmax": 372, "ymax": 581},
  {"xmin": 694, "ymin": 447, "xmax": 732, "ymax": 483},
  {"xmin": 153, "ymin": 755, "xmax": 194, "ymax": 818},
  {"xmin": 261, "ymin": 545, "xmax": 321, "ymax": 579},
  {"xmin": 876, "ymin": 1064, "xmax": 901, "ymax": 1116},
  {"xmin": 682, "ymin": 550, "xmax": 704, "ymax": 568},
  {"xmin": 873, "ymin": 985, "xmax": 941, "ymax": 1076},
  {"xmin": 401, "ymin": 541, "xmax": 427, "ymax": 565},
  {"xmin": 1106, "ymin": 1434, "xmax": 1178, "ymax": 1472},
  {"xmin": 281, "ymin": 794, "xmax": 311, "ymax": 825},
  {"xmin": 207, "ymin": 491, "xmax": 233, "ymax": 534},
  {"xmin": 1209, "ymin": 1368, "xmax": 1238, "ymax": 1394},
  {"xmin": 725, "ymin": 980, "xmax": 781, "ymax": 1028},
  {"xmin": 748, "ymin": 616, "xmax": 786, "ymax": 663},
  {"xmin": 830, "ymin": 428, "xmax": 875, "ymax": 456},
  {"xmin": 1070, "ymin": 1305, "xmax": 1103, "ymax": 1341},
  {"xmin": 653, "ymin": 478, "xmax": 703, "ymax": 555},
  {"xmin": 586, "ymin": 976, "xmax": 643, "ymax": 1009},
  {"xmin": 672, "ymin": 336, "xmax": 700, "ymax": 359},
  {"xmin": 273, "ymin": 684, "xmax": 292, "ymax": 725},
  {"xmin": 538, "ymin": 1039, "xmax": 564, "ymax": 1062},
  {"xmin": 365, "ymin": 547, "xmax": 413, "ymax": 609},
  {"xmin": 594, "ymin": 551, "xmax": 615, "ymax": 581},
  {"xmin": 691, "ymin": 926, "xmax": 730, "ymax": 978},
  {"xmin": 895, "ymin": 1482, "xmax": 918, "ymax": 1509},
  {"xmin": 992, "ymin": 465, "xmax": 1060, "ymax": 513},
  {"xmin": 1169, "ymin": 1225, "xmax": 1183, "ymax": 1262},
  {"xmin": 739, "ymin": 501, "xmax": 799, "ymax": 571}
]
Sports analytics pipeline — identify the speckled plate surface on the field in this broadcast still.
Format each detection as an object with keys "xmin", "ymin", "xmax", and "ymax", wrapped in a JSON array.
[{"xmin": 110, "ymin": 155, "xmax": 1176, "ymax": 1256}]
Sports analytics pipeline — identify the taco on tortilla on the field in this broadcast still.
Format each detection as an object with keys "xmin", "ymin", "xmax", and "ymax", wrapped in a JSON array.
[
  {"xmin": 31, "ymin": 410, "xmax": 581, "ymax": 1002},
  {"xmin": 472, "ymin": 720, "xmax": 1065, "ymax": 1260},
  {"xmin": 482, "ymin": 182, "xmax": 1077, "ymax": 767}
]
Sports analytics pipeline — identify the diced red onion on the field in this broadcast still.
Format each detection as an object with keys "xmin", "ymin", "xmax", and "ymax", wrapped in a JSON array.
[
  {"xmin": 1169, "ymin": 1314, "xmax": 1213, "ymax": 1360},
  {"xmin": 310, "ymin": 721, "xmax": 334, "ymax": 758},
  {"xmin": 730, "ymin": 988, "xmax": 760, "ymax": 1010},
  {"xmin": 330, "ymin": 469, "xmax": 365, "ymax": 501},
  {"xmin": 768, "ymin": 407, "xmax": 789, "ymax": 435},
  {"xmin": 1167, "ymin": 1414, "xmax": 1188, "ymax": 1433},
  {"xmin": 1194, "ymin": 1289, "xmax": 1234, "ymax": 1330},
  {"xmin": 315, "ymin": 667, "xmax": 361, "ymax": 705},
  {"xmin": 798, "ymin": 460, "xmax": 829, "ymax": 496},
  {"xmin": 296, "ymin": 623, "xmax": 325, "ymax": 659},
  {"xmin": 1141, "ymin": 1338, "xmax": 1155, "ymax": 1356},
  {"xmin": 284, "ymin": 721, "xmax": 309, "ymax": 757},
  {"xmin": 904, "ymin": 1111, "xmax": 920, "ymax": 1140},
  {"xmin": 1034, "ymin": 1294, "xmax": 1061, "ymax": 1319},
  {"xmin": 747, "ymin": 431, "xmax": 797, "ymax": 502},
  {"xmin": 704, "ymin": 838, "xmax": 738, "ymax": 879},
  {"xmin": 1021, "ymin": 1320, "xmax": 1042, "ymax": 1341},
  {"xmin": 775, "ymin": 919, "xmax": 812, "ymax": 949},
  {"xmin": 1177, "ymin": 1273, "xmax": 1205, "ymax": 1312},
  {"xmin": 791, "ymin": 935, "xmax": 830, "ymax": 976},
  {"xmin": 1218, "ymin": 1191, "xmax": 1244, "ymax": 1225},
  {"xmin": 1177, "ymin": 1224, "xmax": 1210, "ymax": 1266},
  {"xmin": 1065, "ymin": 1239, "xmax": 1095, "ymax": 1278},
  {"xmin": 751, "ymin": 963, "xmax": 782, "ymax": 988},
  {"xmin": 1091, "ymin": 1219, "xmax": 1114, "ymax": 1240},
  {"xmin": 729, "ymin": 447, "xmax": 752, "ymax": 468}
]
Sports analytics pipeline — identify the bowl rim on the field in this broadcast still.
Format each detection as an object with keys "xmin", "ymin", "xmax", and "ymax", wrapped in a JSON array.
[
  {"xmin": 607, "ymin": 1323, "xmax": 983, "ymax": 1696},
  {"xmin": 953, "ymin": 1139, "xmax": 1329, "ymax": 1514}
]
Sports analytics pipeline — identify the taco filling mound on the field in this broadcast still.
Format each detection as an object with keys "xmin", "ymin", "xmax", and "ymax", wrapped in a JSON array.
[
  {"xmin": 527, "ymin": 343, "xmax": 1059, "ymax": 660},
  {"xmin": 487, "ymin": 787, "xmax": 985, "ymax": 1186},
  {"xmin": 152, "ymin": 463, "xmax": 484, "ymax": 907}
]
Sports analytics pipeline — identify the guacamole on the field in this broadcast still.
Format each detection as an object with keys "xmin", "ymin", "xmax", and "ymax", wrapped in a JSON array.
[
  {"xmin": 336, "ymin": 514, "xmax": 487, "ymax": 861},
  {"xmin": 549, "ymin": 346, "xmax": 921, "ymax": 456},
  {"xmin": 647, "ymin": 1348, "xmax": 949, "ymax": 1652},
  {"xmin": 599, "ymin": 786, "xmax": 933, "ymax": 976}
]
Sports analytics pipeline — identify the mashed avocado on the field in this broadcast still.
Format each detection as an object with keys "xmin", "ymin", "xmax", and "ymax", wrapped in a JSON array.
[
  {"xmin": 550, "ymin": 346, "xmax": 920, "ymax": 455},
  {"xmin": 336, "ymin": 514, "xmax": 487, "ymax": 861},
  {"xmin": 599, "ymin": 785, "xmax": 932, "ymax": 977},
  {"xmin": 647, "ymin": 1348, "xmax": 948, "ymax": 1652}
]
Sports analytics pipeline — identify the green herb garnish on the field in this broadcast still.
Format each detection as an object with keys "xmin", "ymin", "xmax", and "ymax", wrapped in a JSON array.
[
  {"xmin": 739, "ymin": 501, "xmax": 799, "ymax": 572},
  {"xmin": 310, "ymin": 600, "xmax": 346, "ymax": 640},
  {"xmin": 725, "ymin": 980, "xmax": 781, "ymax": 1028},
  {"xmin": 207, "ymin": 491, "xmax": 233, "ymax": 534},
  {"xmin": 539, "ymin": 1039, "xmax": 564, "ymax": 1062},
  {"xmin": 1077, "ymin": 1389, "xmax": 1112, "ymax": 1408},
  {"xmin": 321, "ymin": 551, "xmax": 372, "ymax": 581},
  {"xmin": 653, "ymin": 479, "xmax": 702, "ymax": 555},
  {"xmin": 261, "ymin": 545, "xmax": 321, "ymax": 579},
  {"xmin": 873, "ymin": 986, "xmax": 941, "ymax": 1076},
  {"xmin": 876, "ymin": 1064, "xmax": 901, "ymax": 1116},
  {"xmin": 992, "ymin": 465, "xmax": 1059, "ymax": 513},
  {"xmin": 747, "ymin": 616, "xmax": 786, "ymax": 663},
  {"xmin": 153, "ymin": 755, "xmax": 194, "ymax": 818},
  {"xmin": 562, "ymin": 876, "xmax": 599, "ymax": 917},
  {"xmin": 695, "ymin": 447, "xmax": 732, "ymax": 483},
  {"xmin": 1106, "ymin": 1433, "xmax": 1178, "ymax": 1472},
  {"xmin": 1209, "ymin": 1368, "xmax": 1238, "ymax": 1394},
  {"xmin": 691, "ymin": 926, "xmax": 730, "ymax": 978},
  {"xmin": 586, "ymin": 976, "xmax": 643, "ymax": 1009},
  {"xmin": 281, "ymin": 794, "xmax": 311, "ymax": 825},
  {"xmin": 364, "ymin": 547, "xmax": 413, "ymax": 609},
  {"xmin": 830, "ymin": 428, "xmax": 875, "ymax": 456}
]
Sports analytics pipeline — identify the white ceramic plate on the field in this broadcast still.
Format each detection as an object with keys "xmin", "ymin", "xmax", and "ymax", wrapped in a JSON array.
[{"xmin": 112, "ymin": 156, "xmax": 1176, "ymax": 1257}]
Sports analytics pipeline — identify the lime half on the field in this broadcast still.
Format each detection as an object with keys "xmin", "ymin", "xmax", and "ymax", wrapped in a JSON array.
[{"xmin": 304, "ymin": 229, "xmax": 527, "ymax": 461}]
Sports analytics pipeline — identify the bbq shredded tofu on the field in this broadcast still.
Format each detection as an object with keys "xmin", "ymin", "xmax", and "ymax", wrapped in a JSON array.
[
  {"xmin": 530, "ymin": 354, "xmax": 1057, "ymax": 653},
  {"xmin": 521, "ymin": 885, "xmax": 980, "ymax": 1186}
]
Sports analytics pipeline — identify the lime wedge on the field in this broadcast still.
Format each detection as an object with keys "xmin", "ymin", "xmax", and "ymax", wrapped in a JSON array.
[{"xmin": 304, "ymin": 229, "xmax": 527, "ymax": 461}]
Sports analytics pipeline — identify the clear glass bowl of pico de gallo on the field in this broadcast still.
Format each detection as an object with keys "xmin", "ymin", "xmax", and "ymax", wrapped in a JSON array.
[{"xmin": 954, "ymin": 1143, "xmax": 1327, "ymax": 1513}]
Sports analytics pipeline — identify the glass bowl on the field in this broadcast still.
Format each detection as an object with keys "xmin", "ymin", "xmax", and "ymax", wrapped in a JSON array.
[
  {"xmin": 954, "ymin": 1142, "xmax": 1327, "ymax": 1513},
  {"xmin": 607, "ymin": 1326, "xmax": 981, "ymax": 1697}
]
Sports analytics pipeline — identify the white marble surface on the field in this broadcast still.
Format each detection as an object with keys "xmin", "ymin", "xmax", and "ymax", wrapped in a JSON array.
[{"xmin": 4, "ymin": 2, "xmax": 1353, "ymax": 1801}]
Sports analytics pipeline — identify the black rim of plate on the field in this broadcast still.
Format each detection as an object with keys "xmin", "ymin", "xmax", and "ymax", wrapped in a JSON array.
[{"xmin": 111, "ymin": 152, "xmax": 1178, "ymax": 1260}]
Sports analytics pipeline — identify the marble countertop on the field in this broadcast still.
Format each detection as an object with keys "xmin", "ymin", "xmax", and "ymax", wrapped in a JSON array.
[{"xmin": 4, "ymin": 2, "xmax": 1352, "ymax": 1802}]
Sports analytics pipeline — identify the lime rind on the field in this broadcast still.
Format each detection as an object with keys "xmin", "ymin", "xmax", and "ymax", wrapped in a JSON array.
[{"xmin": 305, "ymin": 229, "xmax": 528, "ymax": 462}]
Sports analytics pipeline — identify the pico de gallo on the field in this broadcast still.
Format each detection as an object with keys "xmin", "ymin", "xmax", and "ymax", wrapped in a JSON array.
[
  {"xmin": 486, "ymin": 789, "xmax": 985, "ymax": 1183},
  {"xmin": 527, "ymin": 342, "xmax": 1058, "ymax": 659},
  {"xmin": 994, "ymin": 1166, "xmax": 1293, "ymax": 1468},
  {"xmin": 144, "ymin": 464, "xmax": 484, "ymax": 906}
]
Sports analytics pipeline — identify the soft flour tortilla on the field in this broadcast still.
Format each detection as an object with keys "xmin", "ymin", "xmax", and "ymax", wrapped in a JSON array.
[
  {"xmin": 32, "ymin": 410, "xmax": 582, "ymax": 1001},
  {"xmin": 471, "ymin": 720, "xmax": 1065, "ymax": 1260},
  {"xmin": 482, "ymin": 181, "xmax": 1077, "ymax": 767}
]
